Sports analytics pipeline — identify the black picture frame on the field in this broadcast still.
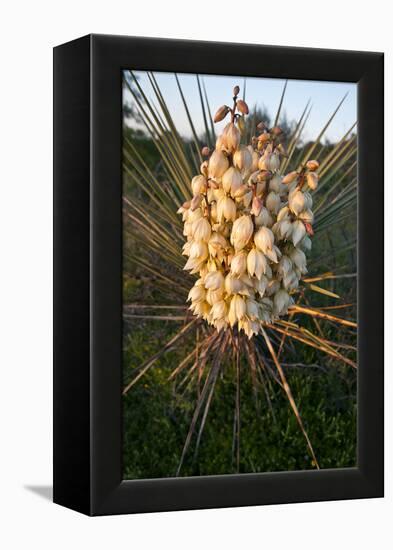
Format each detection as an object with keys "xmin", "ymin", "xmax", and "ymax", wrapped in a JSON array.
[{"xmin": 53, "ymin": 34, "xmax": 384, "ymax": 516}]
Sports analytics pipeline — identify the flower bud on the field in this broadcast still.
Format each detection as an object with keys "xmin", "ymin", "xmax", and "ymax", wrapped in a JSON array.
[
  {"xmin": 306, "ymin": 171, "xmax": 319, "ymax": 190},
  {"xmin": 257, "ymin": 132, "xmax": 271, "ymax": 143},
  {"xmin": 251, "ymin": 196, "xmax": 263, "ymax": 217},
  {"xmin": 282, "ymin": 171, "xmax": 298, "ymax": 185},
  {"xmin": 208, "ymin": 150, "xmax": 229, "ymax": 178},
  {"xmin": 306, "ymin": 160, "xmax": 319, "ymax": 171},
  {"xmin": 304, "ymin": 222, "xmax": 314, "ymax": 236},
  {"xmin": 270, "ymin": 126, "xmax": 283, "ymax": 136},
  {"xmin": 233, "ymin": 85, "xmax": 240, "ymax": 97},
  {"xmin": 201, "ymin": 146, "xmax": 210, "ymax": 157},
  {"xmin": 233, "ymin": 184, "xmax": 249, "ymax": 198},
  {"xmin": 200, "ymin": 161, "xmax": 209, "ymax": 177},
  {"xmin": 236, "ymin": 99, "xmax": 249, "ymax": 115},
  {"xmin": 267, "ymin": 152, "xmax": 280, "ymax": 172},
  {"xmin": 214, "ymin": 105, "xmax": 230, "ymax": 123},
  {"xmin": 257, "ymin": 169, "xmax": 271, "ymax": 182},
  {"xmin": 190, "ymin": 194, "xmax": 202, "ymax": 211}
]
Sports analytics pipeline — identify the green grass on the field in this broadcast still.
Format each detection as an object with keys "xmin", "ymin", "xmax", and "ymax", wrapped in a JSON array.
[{"xmin": 123, "ymin": 321, "xmax": 356, "ymax": 479}]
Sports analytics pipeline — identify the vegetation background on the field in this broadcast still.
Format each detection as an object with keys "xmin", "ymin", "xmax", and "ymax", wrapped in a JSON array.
[{"xmin": 122, "ymin": 75, "xmax": 357, "ymax": 479}]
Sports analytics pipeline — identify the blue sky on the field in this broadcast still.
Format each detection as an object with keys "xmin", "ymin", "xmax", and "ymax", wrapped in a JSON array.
[{"xmin": 125, "ymin": 71, "xmax": 357, "ymax": 144}]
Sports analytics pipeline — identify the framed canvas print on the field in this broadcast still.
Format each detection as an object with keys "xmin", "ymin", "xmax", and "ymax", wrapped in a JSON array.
[{"xmin": 53, "ymin": 34, "xmax": 384, "ymax": 515}]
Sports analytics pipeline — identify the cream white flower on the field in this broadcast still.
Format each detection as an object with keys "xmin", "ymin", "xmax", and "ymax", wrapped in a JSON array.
[
  {"xmin": 208, "ymin": 150, "xmax": 229, "ymax": 178},
  {"xmin": 189, "ymin": 240, "xmax": 208, "ymax": 261},
  {"xmin": 269, "ymin": 174, "xmax": 283, "ymax": 193},
  {"xmin": 273, "ymin": 219, "xmax": 293, "ymax": 240},
  {"xmin": 206, "ymin": 288, "xmax": 224, "ymax": 306},
  {"xmin": 225, "ymin": 274, "xmax": 246, "ymax": 295},
  {"xmin": 246, "ymin": 298, "xmax": 259, "ymax": 320},
  {"xmin": 208, "ymin": 232, "xmax": 227, "ymax": 257},
  {"xmin": 247, "ymin": 248, "xmax": 267, "ymax": 280},
  {"xmin": 266, "ymin": 279, "xmax": 280, "ymax": 297},
  {"xmin": 274, "ymin": 289, "xmax": 290, "ymax": 315},
  {"xmin": 289, "ymin": 189, "xmax": 306, "ymax": 215},
  {"xmin": 266, "ymin": 191, "xmax": 281, "ymax": 214},
  {"xmin": 267, "ymin": 152, "xmax": 280, "ymax": 172},
  {"xmin": 290, "ymin": 247, "xmax": 307, "ymax": 274},
  {"xmin": 228, "ymin": 295, "xmax": 247, "ymax": 326},
  {"xmin": 222, "ymin": 166, "xmax": 242, "ymax": 195},
  {"xmin": 211, "ymin": 300, "xmax": 227, "ymax": 320},
  {"xmin": 277, "ymin": 255, "xmax": 293, "ymax": 278},
  {"xmin": 230, "ymin": 251, "xmax": 247, "ymax": 277},
  {"xmin": 292, "ymin": 220, "xmax": 306, "ymax": 246},
  {"xmin": 224, "ymin": 123, "xmax": 241, "ymax": 152},
  {"xmin": 204, "ymin": 270, "xmax": 225, "ymax": 290},
  {"xmin": 306, "ymin": 171, "xmax": 319, "ymax": 190},
  {"xmin": 217, "ymin": 196, "xmax": 237, "ymax": 222},
  {"xmin": 298, "ymin": 209, "xmax": 314, "ymax": 223},
  {"xmin": 191, "ymin": 175, "xmax": 207, "ymax": 195},
  {"xmin": 230, "ymin": 215, "xmax": 253, "ymax": 251},
  {"xmin": 254, "ymin": 226, "xmax": 274, "ymax": 254},
  {"xmin": 233, "ymin": 146, "xmax": 252, "ymax": 172},
  {"xmin": 187, "ymin": 284, "xmax": 205, "ymax": 303},
  {"xmin": 253, "ymin": 275, "xmax": 268, "ymax": 297},
  {"xmin": 255, "ymin": 207, "xmax": 273, "ymax": 228},
  {"xmin": 192, "ymin": 217, "xmax": 212, "ymax": 242}
]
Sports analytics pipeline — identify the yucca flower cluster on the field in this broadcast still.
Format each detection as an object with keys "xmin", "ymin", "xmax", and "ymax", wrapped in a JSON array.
[{"xmin": 178, "ymin": 86, "xmax": 319, "ymax": 338}]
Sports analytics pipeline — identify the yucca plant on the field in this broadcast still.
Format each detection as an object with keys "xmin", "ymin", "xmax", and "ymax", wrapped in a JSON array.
[{"xmin": 122, "ymin": 71, "xmax": 357, "ymax": 476}]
